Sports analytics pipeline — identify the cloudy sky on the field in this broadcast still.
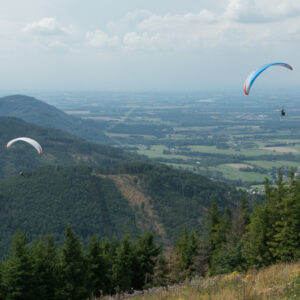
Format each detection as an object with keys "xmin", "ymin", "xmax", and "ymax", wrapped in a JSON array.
[{"xmin": 0, "ymin": 0, "xmax": 299, "ymax": 92}]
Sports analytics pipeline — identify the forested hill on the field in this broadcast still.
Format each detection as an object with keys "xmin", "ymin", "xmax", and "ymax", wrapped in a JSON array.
[
  {"xmin": 0, "ymin": 95, "xmax": 111, "ymax": 144},
  {"xmin": 0, "ymin": 117, "xmax": 141, "ymax": 178},
  {"xmin": 0, "ymin": 163, "xmax": 240, "ymax": 256}
]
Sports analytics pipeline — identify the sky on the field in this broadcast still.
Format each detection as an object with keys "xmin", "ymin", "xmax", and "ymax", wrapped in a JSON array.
[{"xmin": 0, "ymin": 0, "xmax": 299, "ymax": 92}]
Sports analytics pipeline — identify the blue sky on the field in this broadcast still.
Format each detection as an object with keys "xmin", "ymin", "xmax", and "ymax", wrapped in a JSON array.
[{"xmin": 0, "ymin": 0, "xmax": 299, "ymax": 91}]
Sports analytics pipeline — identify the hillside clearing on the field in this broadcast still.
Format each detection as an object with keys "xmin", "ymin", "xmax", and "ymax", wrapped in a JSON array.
[{"xmin": 95, "ymin": 173, "xmax": 167, "ymax": 242}]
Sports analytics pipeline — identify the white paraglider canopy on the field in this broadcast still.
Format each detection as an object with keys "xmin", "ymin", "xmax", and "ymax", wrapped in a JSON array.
[{"xmin": 6, "ymin": 137, "xmax": 42, "ymax": 155}]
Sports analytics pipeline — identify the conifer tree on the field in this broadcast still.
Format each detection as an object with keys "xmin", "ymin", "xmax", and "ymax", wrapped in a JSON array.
[
  {"xmin": 210, "ymin": 204, "xmax": 247, "ymax": 275},
  {"xmin": 101, "ymin": 236, "xmax": 119, "ymax": 294},
  {"xmin": 272, "ymin": 170, "xmax": 300, "ymax": 261},
  {"xmin": 111, "ymin": 234, "xmax": 134, "ymax": 292},
  {"xmin": 175, "ymin": 226, "xmax": 191, "ymax": 273},
  {"xmin": 60, "ymin": 225, "xmax": 88, "ymax": 300},
  {"xmin": 31, "ymin": 235, "xmax": 61, "ymax": 300},
  {"xmin": 265, "ymin": 172, "xmax": 284, "ymax": 258},
  {"xmin": 2, "ymin": 231, "xmax": 34, "ymax": 300},
  {"xmin": 174, "ymin": 227, "xmax": 200, "ymax": 279},
  {"xmin": 87, "ymin": 235, "xmax": 109, "ymax": 297},
  {"xmin": 207, "ymin": 200, "xmax": 225, "ymax": 253},
  {"xmin": 243, "ymin": 203, "xmax": 269, "ymax": 267},
  {"xmin": 132, "ymin": 231, "xmax": 160, "ymax": 289}
]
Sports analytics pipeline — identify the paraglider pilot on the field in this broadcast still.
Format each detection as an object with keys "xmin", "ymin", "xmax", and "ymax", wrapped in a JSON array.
[
  {"xmin": 281, "ymin": 109, "xmax": 285, "ymax": 116},
  {"xmin": 19, "ymin": 170, "xmax": 24, "ymax": 176}
]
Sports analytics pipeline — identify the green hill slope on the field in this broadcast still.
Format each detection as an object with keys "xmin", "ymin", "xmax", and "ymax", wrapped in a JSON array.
[
  {"xmin": 0, "ymin": 163, "xmax": 240, "ymax": 256},
  {"xmin": 0, "ymin": 95, "xmax": 111, "ymax": 144},
  {"xmin": 0, "ymin": 117, "xmax": 141, "ymax": 178}
]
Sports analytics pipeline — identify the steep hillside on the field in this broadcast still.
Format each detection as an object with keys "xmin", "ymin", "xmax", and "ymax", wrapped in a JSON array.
[
  {"xmin": 0, "ymin": 117, "xmax": 141, "ymax": 178},
  {"xmin": 0, "ymin": 163, "xmax": 240, "ymax": 256},
  {"xmin": 100, "ymin": 163, "xmax": 240, "ymax": 242},
  {"xmin": 0, "ymin": 95, "xmax": 111, "ymax": 144}
]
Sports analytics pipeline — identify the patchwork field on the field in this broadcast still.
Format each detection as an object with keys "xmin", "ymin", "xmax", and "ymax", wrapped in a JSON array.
[{"xmin": 57, "ymin": 91, "xmax": 300, "ymax": 188}]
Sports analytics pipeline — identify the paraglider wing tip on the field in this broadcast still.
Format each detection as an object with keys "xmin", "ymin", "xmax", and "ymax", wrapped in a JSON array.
[
  {"xmin": 244, "ymin": 84, "xmax": 248, "ymax": 95},
  {"xmin": 281, "ymin": 63, "xmax": 293, "ymax": 70}
]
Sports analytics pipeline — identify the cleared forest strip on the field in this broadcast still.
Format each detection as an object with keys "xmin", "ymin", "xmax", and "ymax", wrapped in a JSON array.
[{"xmin": 96, "ymin": 173, "xmax": 167, "ymax": 242}]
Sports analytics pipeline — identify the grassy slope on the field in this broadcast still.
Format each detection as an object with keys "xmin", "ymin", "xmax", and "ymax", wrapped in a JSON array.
[{"xmin": 119, "ymin": 262, "xmax": 300, "ymax": 300}]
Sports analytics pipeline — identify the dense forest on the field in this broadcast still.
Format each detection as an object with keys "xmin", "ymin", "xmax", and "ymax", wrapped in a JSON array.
[
  {"xmin": 0, "ymin": 169, "xmax": 299, "ymax": 299},
  {"xmin": 0, "ymin": 163, "xmax": 240, "ymax": 256}
]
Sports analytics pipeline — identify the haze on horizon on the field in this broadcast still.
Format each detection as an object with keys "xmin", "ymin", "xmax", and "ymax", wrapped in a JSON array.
[{"xmin": 0, "ymin": 0, "xmax": 299, "ymax": 92}]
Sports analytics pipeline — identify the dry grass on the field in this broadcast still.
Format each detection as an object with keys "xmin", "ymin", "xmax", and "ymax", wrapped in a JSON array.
[{"xmin": 96, "ymin": 261, "xmax": 300, "ymax": 300}]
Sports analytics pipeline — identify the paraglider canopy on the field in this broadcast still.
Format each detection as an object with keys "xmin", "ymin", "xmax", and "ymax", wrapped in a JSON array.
[
  {"xmin": 244, "ymin": 62, "xmax": 293, "ymax": 95},
  {"xmin": 6, "ymin": 137, "xmax": 42, "ymax": 155}
]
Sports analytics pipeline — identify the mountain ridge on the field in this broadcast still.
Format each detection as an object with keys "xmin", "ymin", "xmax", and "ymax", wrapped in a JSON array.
[
  {"xmin": 0, "ymin": 116, "xmax": 142, "ymax": 178},
  {"xmin": 0, "ymin": 94, "xmax": 111, "ymax": 144}
]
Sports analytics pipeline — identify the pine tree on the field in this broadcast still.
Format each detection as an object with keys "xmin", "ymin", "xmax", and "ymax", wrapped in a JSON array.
[
  {"xmin": 132, "ymin": 231, "xmax": 160, "ymax": 289},
  {"xmin": 31, "ymin": 235, "xmax": 61, "ymax": 300},
  {"xmin": 207, "ymin": 200, "xmax": 225, "ymax": 253},
  {"xmin": 111, "ymin": 234, "xmax": 134, "ymax": 292},
  {"xmin": 210, "ymin": 204, "xmax": 247, "ymax": 275},
  {"xmin": 272, "ymin": 171, "xmax": 300, "ymax": 261},
  {"xmin": 87, "ymin": 235, "xmax": 109, "ymax": 297},
  {"xmin": 60, "ymin": 225, "xmax": 88, "ymax": 300},
  {"xmin": 174, "ymin": 227, "xmax": 200, "ymax": 279},
  {"xmin": 243, "ymin": 203, "xmax": 269, "ymax": 267},
  {"xmin": 101, "ymin": 236, "xmax": 119, "ymax": 294},
  {"xmin": 2, "ymin": 231, "xmax": 34, "ymax": 300}
]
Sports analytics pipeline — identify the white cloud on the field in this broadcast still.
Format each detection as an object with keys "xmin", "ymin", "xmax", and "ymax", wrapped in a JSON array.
[
  {"xmin": 225, "ymin": 0, "xmax": 300, "ymax": 23},
  {"xmin": 107, "ymin": 10, "xmax": 152, "ymax": 34},
  {"xmin": 137, "ymin": 10, "xmax": 217, "ymax": 33},
  {"xmin": 48, "ymin": 41, "xmax": 70, "ymax": 52},
  {"xmin": 86, "ymin": 30, "xmax": 120, "ymax": 47},
  {"xmin": 123, "ymin": 32, "xmax": 168, "ymax": 51},
  {"xmin": 24, "ymin": 18, "xmax": 73, "ymax": 36},
  {"xmin": 81, "ymin": 3, "xmax": 300, "ymax": 53}
]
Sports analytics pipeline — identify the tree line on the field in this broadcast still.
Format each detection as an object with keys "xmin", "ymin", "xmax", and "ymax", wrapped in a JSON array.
[{"xmin": 1, "ymin": 169, "xmax": 300, "ymax": 299}]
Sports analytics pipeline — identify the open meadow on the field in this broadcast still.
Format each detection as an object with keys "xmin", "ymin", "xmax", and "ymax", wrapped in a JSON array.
[{"xmin": 98, "ymin": 262, "xmax": 300, "ymax": 300}]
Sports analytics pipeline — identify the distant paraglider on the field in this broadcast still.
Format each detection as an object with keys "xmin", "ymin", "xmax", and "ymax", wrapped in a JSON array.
[
  {"xmin": 244, "ymin": 62, "xmax": 293, "ymax": 96},
  {"xmin": 6, "ymin": 137, "xmax": 42, "ymax": 155}
]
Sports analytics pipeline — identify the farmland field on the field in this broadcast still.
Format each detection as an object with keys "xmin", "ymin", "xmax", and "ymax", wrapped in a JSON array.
[{"xmin": 36, "ymin": 90, "xmax": 300, "ymax": 188}]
